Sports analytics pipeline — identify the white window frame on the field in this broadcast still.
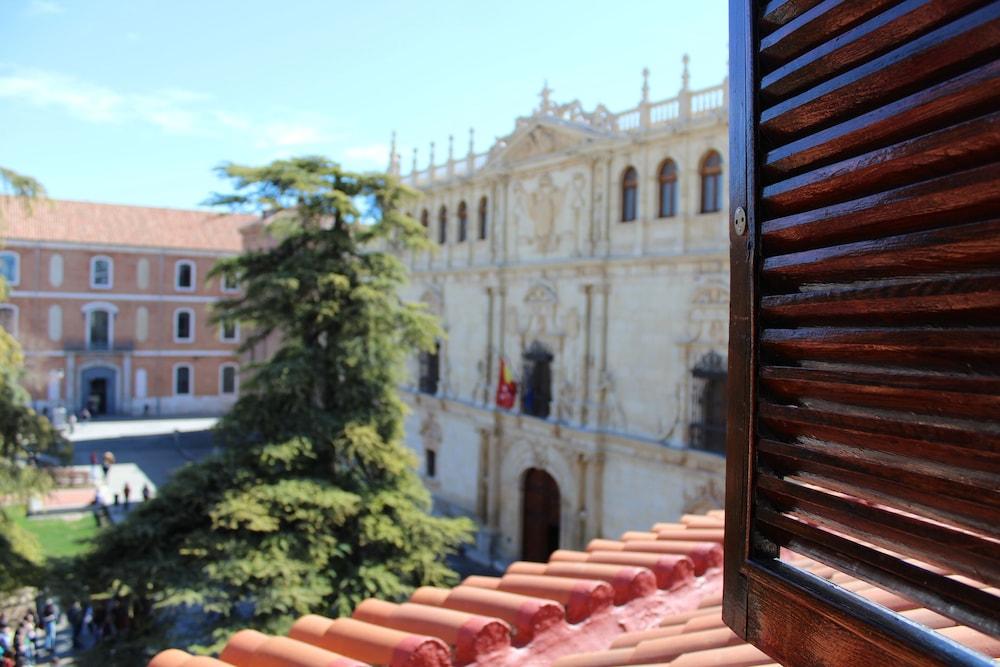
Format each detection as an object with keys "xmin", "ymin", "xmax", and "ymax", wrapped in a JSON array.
[
  {"xmin": 219, "ymin": 363, "xmax": 238, "ymax": 395},
  {"xmin": 173, "ymin": 363, "xmax": 193, "ymax": 396},
  {"xmin": 221, "ymin": 272, "xmax": 240, "ymax": 294},
  {"xmin": 175, "ymin": 260, "xmax": 196, "ymax": 292},
  {"xmin": 82, "ymin": 302, "xmax": 117, "ymax": 350},
  {"xmin": 90, "ymin": 255, "xmax": 114, "ymax": 290},
  {"xmin": 134, "ymin": 368, "xmax": 148, "ymax": 399},
  {"xmin": 219, "ymin": 320, "xmax": 240, "ymax": 343},
  {"xmin": 173, "ymin": 308, "xmax": 195, "ymax": 344},
  {"xmin": 0, "ymin": 251, "xmax": 21, "ymax": 286},
  {"xmin": 0, "ymin": 304, "xmax": 19, "ymax": 337}
]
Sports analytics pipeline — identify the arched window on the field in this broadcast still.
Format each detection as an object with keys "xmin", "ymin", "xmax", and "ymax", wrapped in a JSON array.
[
  {"xmin": 457, "ymin": 201, "xmax": 468, "ymax": 243},
  {"xmin": 174, "ymin": 364, "xmax": 193, "ymax": 396},
  {"xmin": 420, "ymin": 209, "xmax": 429, "ymax": 235},
  {"xmin": 0, "ymin": 251, "xmax": 19, "ymax": 286},
  {"xmin": 438, "ymin": 206, "xmax": 448, "ymax": 244},
  {"xmin": 90, "ymin": 255, "xmax": 113, "ymax": 289},
  {"xmin": 658, "ymin": 159, "xmax": 678, "ymax": 218},
  {"xmin": 700, "ymin": 151, "xmax": 723, "ymax": 213},
  {"xmin": 175, "ymin": 260, "xmax": 196, "ymax": 291},
  {"xmin": 621, "ymin": 166, "xmax": 638, "ymax": 222},
  {"xmin": 219, "ymin": 364, "xmax": 238, "ymax": 395},
  {"xmin": 478, "ymin": 196, "xmax": 488, "ymax": 240},
  {"xmin": 522, "ymin": 341, "xmax": 554, "ymax": 419},
  {"xmin": 0, "ymin": 305, "xmax": 18, "ymax": 336},
  {"xmin": 83, "ymin": 302, "xmax": 116, "ymax": 350},
  {"xmin": 174, "ymin": 308, "xmax": 194, "ymax": 343}
]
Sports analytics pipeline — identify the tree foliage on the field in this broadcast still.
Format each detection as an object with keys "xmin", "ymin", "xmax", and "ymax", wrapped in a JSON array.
[
  {"xmin": 73, "ymin": 157, "xmax": 472, "ymax": 659},
  {"xmin": 0, "ymin": 170, "xmax": 66, "ymax": 593}
]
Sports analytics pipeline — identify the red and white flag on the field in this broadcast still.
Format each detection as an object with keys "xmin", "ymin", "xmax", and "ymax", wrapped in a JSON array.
[{"xmin": 496, "ymin": 357, "xmax": 517, "ymax": 409}]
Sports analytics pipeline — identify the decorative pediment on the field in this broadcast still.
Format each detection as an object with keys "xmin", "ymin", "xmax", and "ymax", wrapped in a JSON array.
[{"xmin": 486, "ymin": 120, "xmax": 601, "ymax": 168}]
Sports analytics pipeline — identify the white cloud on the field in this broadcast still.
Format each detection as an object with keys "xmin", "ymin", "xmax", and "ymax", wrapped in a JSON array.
[
  {"xmin": 0, "ymin": 67, "xmax": 332, "ymax": 146},
  {"xmin": 26, "ymin": 0, "xmax": 63, "ymax": 15}
]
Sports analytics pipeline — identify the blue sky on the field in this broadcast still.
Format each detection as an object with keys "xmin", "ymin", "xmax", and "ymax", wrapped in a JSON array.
[{"xmin": 1, "ymin": 0, "xmax": 728, "ymax": 210}]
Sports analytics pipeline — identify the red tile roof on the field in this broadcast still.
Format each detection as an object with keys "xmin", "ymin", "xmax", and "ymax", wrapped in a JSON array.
[
  {"xmin": 149, "ymin": 510, "xmax": 1000, "ymax": 666},
  {"xmin": 0, "ymin": 196, "xmax": 257, "ymax": 252}
]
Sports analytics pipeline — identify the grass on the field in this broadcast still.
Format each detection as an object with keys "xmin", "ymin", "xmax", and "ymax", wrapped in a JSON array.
[{"xmin": 8, "ymin": 505, "xmax": 99, "ymax": 560}]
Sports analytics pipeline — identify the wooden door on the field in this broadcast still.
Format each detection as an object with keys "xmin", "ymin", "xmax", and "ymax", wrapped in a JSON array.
[
  {"xmin": 521, "ymin": 468, "xmax": 560, "ymax": 562},
  {"xmin": 725, "ymin": 2, "xmax": 1000, "ymax": 665}
]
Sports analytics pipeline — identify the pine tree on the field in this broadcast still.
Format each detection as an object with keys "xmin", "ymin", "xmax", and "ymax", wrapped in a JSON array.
[{"xmin": 73, "ymin": 157, "xmax": 473, "ymax": 659}]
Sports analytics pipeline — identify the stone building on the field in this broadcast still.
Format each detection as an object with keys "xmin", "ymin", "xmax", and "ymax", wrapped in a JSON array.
[
  {"xmin": 0, "ymin": 197, "xmax": 255, "ymax": 417},
  {"xmin": 391, "ymin": 60, "xmax": 730, "ymax": 565}
]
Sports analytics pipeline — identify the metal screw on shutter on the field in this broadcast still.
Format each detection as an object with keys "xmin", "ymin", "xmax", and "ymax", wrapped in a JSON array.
[{"xmin": 733, "ymin": 207, "xmax": 746, "ymax": 236}]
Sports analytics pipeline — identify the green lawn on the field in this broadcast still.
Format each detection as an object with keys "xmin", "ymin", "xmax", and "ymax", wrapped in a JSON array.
[{"xmin": 9, "ymin": 506, "xmax": 99, "ymax": 560}]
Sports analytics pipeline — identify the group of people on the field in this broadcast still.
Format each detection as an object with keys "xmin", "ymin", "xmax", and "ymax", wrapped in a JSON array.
[{"xmin": 0, "ymin": 601, "xmax": 58, "ymax": 666}]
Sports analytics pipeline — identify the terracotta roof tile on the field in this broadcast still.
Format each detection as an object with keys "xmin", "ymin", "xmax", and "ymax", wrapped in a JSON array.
[
  {"xmin": 0, "ymin": 196, "xmax": 257, "ymax": 252},
  {"xmin": 150, "ymin": 510, "xmax": 1000, "ymax": 666}
]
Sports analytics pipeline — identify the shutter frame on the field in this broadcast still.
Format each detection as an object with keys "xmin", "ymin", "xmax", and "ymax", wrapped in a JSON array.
[{"xmin": 724, "ymin": 1, "xmax": 1000, "ymax": 665}]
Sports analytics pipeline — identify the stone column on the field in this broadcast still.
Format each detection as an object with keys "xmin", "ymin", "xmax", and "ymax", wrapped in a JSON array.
[
  {"xmin": 579, "ymin": 284, "xmax": 594, "ymax": 427},
  {"xmin": 484, "ymin": 286, "xmax": 495, "ymax": 406},
  {"xmin": 596, "ymin": 283, "xmax": 611, "ymax": 428},
  {"xmin": 123, "ymin": 352, "xmax": 132, "ymax": 415},
  {"xmin": 66, "ymin": 352, "xmax": 76, "ymax": 410}
]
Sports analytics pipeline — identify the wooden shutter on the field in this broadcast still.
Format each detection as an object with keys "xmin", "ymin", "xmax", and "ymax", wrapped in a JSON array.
[{"xmin": 724, "ymin": 1, "xmax": 1000, "ymax": 665}]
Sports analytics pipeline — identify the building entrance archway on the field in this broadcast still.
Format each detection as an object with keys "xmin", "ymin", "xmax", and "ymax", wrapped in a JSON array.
[
  {"xmin": 80, "ymin": 366, "xmax": 117, "ymax": 415},
  {"xmin": 521, "ymin": 467, "xmax": 560, "ymax": 562}
]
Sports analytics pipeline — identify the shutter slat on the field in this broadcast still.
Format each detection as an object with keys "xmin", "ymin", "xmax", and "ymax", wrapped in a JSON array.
[
  {"xmin": 758, "ymin": 438, "xmax": 999, "ymax": 511},
  {"xmin": 765, "ymin": 60, "xmax": 1000, "ymax": 178},
  {"xmin": 760, "ymin": 0, "xmax": 898, "ymax": 65},
  {"xmin": 760, "ymin": 5, "xmax": 1000, "ymax": 139},
  {"xmin": 756, "ymin": 507, "xmax": 1000, "ymax": 638},
  {"xmin": 762, "ymin": 220, "xmax": 1000, "ymax": 285},
  {"xmin": 761, "ymin": 327, "xmax": 1000, "ymax": 369},
  {"xmin": 761, "ymin": 162, "xmax": 1000, "ymax": 254},
  {"xmin": 763, "ymin": 112, "xmax": 1000, "ymax": 215},
  {"xmin": 758, "ymin": 402, "xmax": 999, "ymax": 473},
  {"xmin": 761, "ymin": 0, "xmax": 827, "ymax": 33},
  {"xmin": 761, "ymin": 0, "xmax": 987, "ymax": 100},
  {"xmin": 762, "ymin": 276, "xmax": 1000, "ymax": 326},
  {"xmin": 759, "ymin": 365, "xmax": 1000, "ymax": 421},
  {"xmin": 757, "ymin": 475, "xmax": 1000, "ymax": 589}
]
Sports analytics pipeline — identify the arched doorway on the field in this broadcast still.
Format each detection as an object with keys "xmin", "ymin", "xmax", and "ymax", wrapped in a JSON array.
[
  {"xmin": 80, "ymin": 366, "xmax": 117, "ymax": 415},
  {"xmin": 521, "ymin": 468, "xmax": 560, "ymax": 562}
]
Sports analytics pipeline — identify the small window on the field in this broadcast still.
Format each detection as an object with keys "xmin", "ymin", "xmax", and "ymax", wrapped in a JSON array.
[
  {"xmin": 91, "ymin": 256, "xmax": 113, "ymax": 289},
  {"xmin": 174, "ymin": 365, "xmax": 192, "ymax": 396},
  {"xmin": 438, "ymin": 206, "xmax": 448, "ymax": 245},
  {"xmin": 700, "ymin": 150, "xmax": 723, "ymax": 213},
  {"xmin": 457, "ymin": 201, "xmax": 468, "ymax": 243},
  {"xmin": 420, "ymin": 209, "xmax": 430, "ymax": 236},
  {"xmin": 0, "ymin": 305, "xmax": 18, "ymax": 336},
  {"xmin": 136, "ymin": 257, "xmax": 150, "ymax": 289},
  {"xmin": 135, "ymin": 368, "xmax": 148, "ymax": 399},
  {"xmin": 135, "ymin": 306, "xmax": 149, "ymax": 342},
  {"xmin": 419, "ymin": 341, "xmax": 441, "ymax": 395},
  {"xmin": 0, "ymin": 252, "xmax": 19, "ymax": 286},
  {"xmin": 658, "ymin": 159, "xmax": 678, "ymax": 218},
  {"xmin": 425, "ymin": 449, "xmax": 437, "ymax": 478},
  {"xmin": 220, "ymin": 365, "xmax": 237, "ymax": 395},
  {"xmin": 220, "ymin": 320, "xmax": 239, "ymax": 343},
  {"xmin": 478, "ymin": 196, "xmax": 488, "ymax": 240},
  {"xmin": 621, "ymin": 166, "xmax": 638, "ymax": 222},
  {"xmin": 174, "ymin": 309, "xmax": 194, "ymax": 343},
  {"xmin": 48, "ymin": 253, "xmax": 63, "ymax": 287},
  {"xmin": 221, "ymin": 272, "xmax": 239, "ymax": 293},
  {"xmin": 48, "ymin": 305, "xmax": 62, "ymax": 342},
  {"xmin": 175, "ymin": 260, "xmax": 195, "ymax": 291}
]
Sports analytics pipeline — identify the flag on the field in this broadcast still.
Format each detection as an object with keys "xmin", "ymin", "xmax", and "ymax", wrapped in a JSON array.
[{"xmin": 496, "ymin": 356, "xmax": 517, "ymax": 409}]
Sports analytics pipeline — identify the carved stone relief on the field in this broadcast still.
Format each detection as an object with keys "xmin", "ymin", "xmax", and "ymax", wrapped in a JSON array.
[
  {"xmin": 683, "ymin": 477, "xmax": 725, "ymax": 514},
  {"xmin": 516, "ymin": 175, "xmax": 566, "ymax": 254}
]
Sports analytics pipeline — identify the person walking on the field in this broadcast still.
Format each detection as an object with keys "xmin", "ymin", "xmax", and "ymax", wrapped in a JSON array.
[
  {"xmin": 122, "ymin": 482, "xmax": 131, "ymax": 510},
  {"xmin": 40, "ymin": 601, "xmax": 56, "ymax": 656},
  {"xmin": 142, "ymin": 484, "xmax": 151, "ymax": 502},
  {"xmin": 66, "ymin": 602, "xmax": 82, "ymax": 650},
  {"xmin": 101, "ymin": 451, "xmax": 114, "ymax": 480}
]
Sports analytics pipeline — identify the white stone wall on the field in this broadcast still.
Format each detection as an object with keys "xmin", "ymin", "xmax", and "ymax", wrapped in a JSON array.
[{"xmin": 393, "ymin": 83, "xmax": 730, "ymax": 563}]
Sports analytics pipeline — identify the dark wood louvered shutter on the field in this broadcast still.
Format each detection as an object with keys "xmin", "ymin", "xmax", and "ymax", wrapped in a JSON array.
[{"xmin": 724, "ymin": 1, "xmax": 1000, "ymax": 665}]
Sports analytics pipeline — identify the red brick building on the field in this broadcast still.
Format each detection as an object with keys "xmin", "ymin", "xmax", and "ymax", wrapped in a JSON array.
[{"xmin": 0, "ymin": 197, "xmax": 256, "ymax": 417}]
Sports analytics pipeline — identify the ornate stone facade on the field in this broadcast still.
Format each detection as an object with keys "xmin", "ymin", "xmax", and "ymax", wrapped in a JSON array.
[{"xmin": 392, "ymin": 61, "xmax": 729, "ymax": 566}]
